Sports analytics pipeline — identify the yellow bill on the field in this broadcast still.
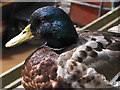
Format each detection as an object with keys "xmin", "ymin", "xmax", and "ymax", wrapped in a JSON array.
[{"xmin": 5, "ymin": 24, "xmax": 35, "ymax": 47}]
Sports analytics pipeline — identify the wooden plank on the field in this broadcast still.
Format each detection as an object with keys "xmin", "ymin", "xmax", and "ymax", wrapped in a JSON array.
[
  {"xmin": 98, "ymin": 17, "xmax": 119, "ymax": 31},
  {"xmin": 80, "ymin": 6, "xmax": 119, "ymax": 31},
  {"xmin": 4, "ymin": 78, "xmax": 21, "ymax": 89},
  {"xmin": 0, "ymin": 1, "xmax": 14, "ymax": 7},
  {"xmin": 0, "ymin": 61, "xmax": 24, "ymax": 88},
  {"xmin": 16, "ymin": 85, "xmax": 24, "ymax": 88}
]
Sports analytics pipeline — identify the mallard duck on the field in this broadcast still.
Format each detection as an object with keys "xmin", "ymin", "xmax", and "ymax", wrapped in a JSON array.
[{"xmin": 5, "ymin": 6, "xmax": 120, "ymax": 89}]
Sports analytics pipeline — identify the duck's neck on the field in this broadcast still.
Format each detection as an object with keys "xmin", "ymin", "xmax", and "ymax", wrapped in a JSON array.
[
  {"xmin": 45, "ymin": 31, "xmax": 78, "ymax": 49},
  {"xmin": 46, "ymin": 33, "xmax": 87, "ymax": 54}
]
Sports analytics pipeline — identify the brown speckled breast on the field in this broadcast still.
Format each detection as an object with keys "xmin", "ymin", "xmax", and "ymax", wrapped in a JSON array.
[{"xmin": 21, "ymin": 46, "xmax": 71, "ymax": 89}]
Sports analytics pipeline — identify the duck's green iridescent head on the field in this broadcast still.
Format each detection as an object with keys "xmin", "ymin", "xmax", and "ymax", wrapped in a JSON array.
[{"xmin": 5, "ymin": 6, "xmax": 78, "ymax": 48}]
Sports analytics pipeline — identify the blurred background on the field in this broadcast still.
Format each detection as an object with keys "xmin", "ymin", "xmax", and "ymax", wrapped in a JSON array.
[{"xmin": 0, "ymin": 1, "xmax": 120, "ymax": 73}]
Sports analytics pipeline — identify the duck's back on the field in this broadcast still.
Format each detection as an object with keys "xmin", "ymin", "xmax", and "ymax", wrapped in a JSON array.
[{"xmin": 66, "ymin": 31, "xmax": 120, "ymax": 80}]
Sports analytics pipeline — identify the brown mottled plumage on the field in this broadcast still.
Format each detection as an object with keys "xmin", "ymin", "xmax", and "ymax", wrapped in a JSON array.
[{"xmin": 21, "ymin": 47, "xmax": 72, "ymax": 89}]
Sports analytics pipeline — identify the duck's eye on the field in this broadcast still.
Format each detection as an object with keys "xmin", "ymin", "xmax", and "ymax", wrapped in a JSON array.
[{"xmin": 23, "ymin": 31, "xmax": 26, "ymax": 34}]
